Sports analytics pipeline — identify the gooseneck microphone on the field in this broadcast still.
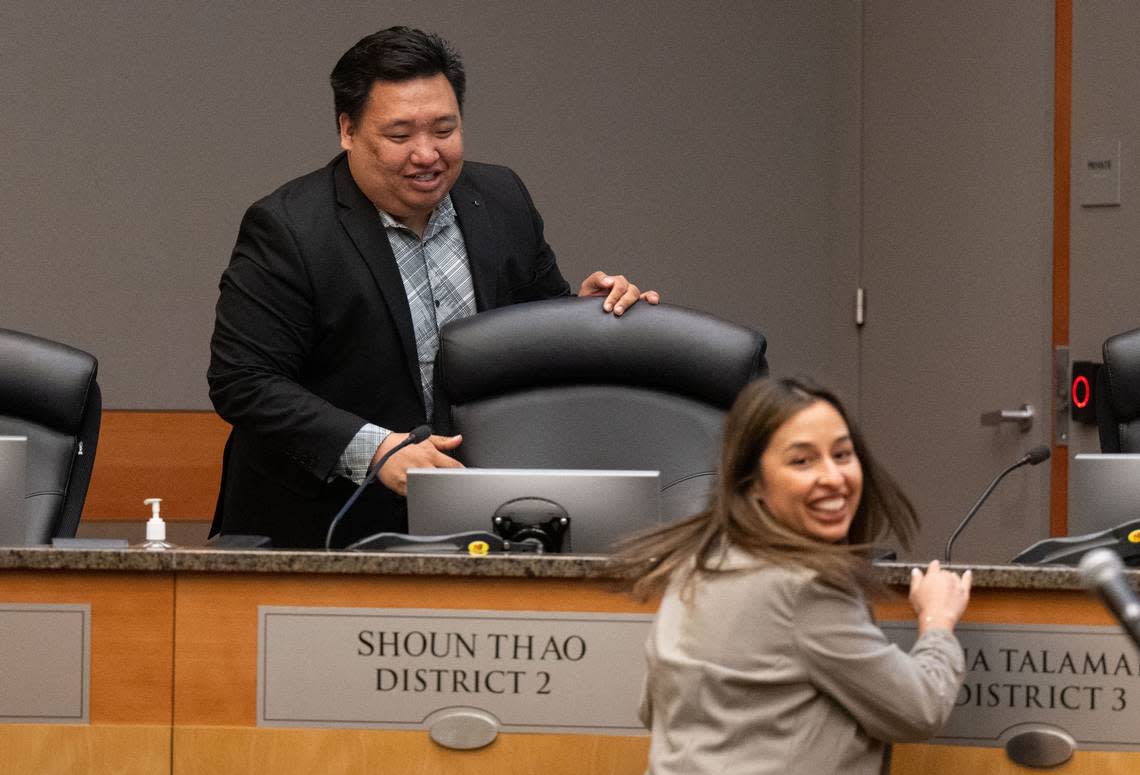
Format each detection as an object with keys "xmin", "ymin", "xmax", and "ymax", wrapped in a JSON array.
[
  {"xmin": 324, "ymin": 424, "xmax": 432, "ymax": 551},
  {"xmin": 944, "ymin": 444, "xmax": 1050, "ymax": 563},
  {"xmin": 1079, "ymin": 548, "xmax": 1140, "ymax": 650}
]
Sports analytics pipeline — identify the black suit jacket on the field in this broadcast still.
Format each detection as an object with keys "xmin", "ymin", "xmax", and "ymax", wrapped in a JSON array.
[{"xmin": 208, "ymin": 154, "xmax": 571, "ymax": 547}]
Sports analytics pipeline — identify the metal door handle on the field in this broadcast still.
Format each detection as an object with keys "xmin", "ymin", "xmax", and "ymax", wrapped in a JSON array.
[{"xmin": 980, "ymin": 404, "xmax": 1034, "ymax": 432}]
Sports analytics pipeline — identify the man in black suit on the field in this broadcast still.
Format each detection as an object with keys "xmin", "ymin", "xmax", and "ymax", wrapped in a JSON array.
[{"xmin": 208, "ymin": 27, "xmax": 657, "ymax": 548}]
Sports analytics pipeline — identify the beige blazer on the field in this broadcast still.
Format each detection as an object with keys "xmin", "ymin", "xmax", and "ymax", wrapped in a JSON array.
[{"xmin": 640, "ymin": 549, "xmax": 964, "ymax": 774}]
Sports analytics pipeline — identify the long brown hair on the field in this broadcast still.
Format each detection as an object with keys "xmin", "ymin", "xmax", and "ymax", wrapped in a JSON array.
[{"xmin": 615, "ymin": 377, "xmax": 917, "ymax": 600}]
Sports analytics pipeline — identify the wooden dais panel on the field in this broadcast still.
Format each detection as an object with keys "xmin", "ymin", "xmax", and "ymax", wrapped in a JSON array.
[{"xmin": 83, "ymin": 411, "xmax": 229, "ymax": 522}]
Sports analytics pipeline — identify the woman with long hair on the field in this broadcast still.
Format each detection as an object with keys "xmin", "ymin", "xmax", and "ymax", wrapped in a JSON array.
[{"xmin": 619, "ymin": 377, "xmax": 971, "ymax": 774}]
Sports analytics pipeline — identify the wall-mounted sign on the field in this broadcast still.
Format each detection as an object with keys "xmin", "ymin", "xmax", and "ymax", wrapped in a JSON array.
[{"xmin": 1079, "ymin": 139, "xmax": 1122, "ymax": 207}]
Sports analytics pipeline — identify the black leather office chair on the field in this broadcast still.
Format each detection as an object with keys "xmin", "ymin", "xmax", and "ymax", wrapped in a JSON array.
[
  {"xmin": 1097, "ymin": 326, "xmax": 1140, "ymax": 453},
  {"xmin": 0, "ymin": 329, "xmax": 101, "ymax": 544},
  {"xmin": 435, "ymin": 298, "xmax": 768, "ymax": 521}
]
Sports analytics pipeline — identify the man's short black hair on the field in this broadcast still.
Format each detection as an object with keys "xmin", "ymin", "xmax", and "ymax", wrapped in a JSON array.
[{"xmin": 330, "ymin": 26, "xmax": 466, "ymax": 131}]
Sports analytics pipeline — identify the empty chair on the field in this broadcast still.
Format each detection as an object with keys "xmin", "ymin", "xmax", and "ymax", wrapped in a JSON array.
[
  {"xmin": 1097, "ymin": 326, "xmax": 1140, "ymax": 453},
  {"xmin": 0, "ymin": 329, "xmax": 101, "ymax": 543},
  {"xmin": 434, "ymin": 298, "xmax": 767, "ymax": 521}
]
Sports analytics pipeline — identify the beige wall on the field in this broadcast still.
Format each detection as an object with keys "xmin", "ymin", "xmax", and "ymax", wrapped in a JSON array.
[
  {"xmin": 12, "ymin": 1, "xmax": 1140, "ymax": 556},
  {"xmin": 1, "ymin": 1, "xmax": 851, "ymax": 409},
  {"xmin": 1070, "ymin": 2, "xmax": 1140, "ymax": 458}
]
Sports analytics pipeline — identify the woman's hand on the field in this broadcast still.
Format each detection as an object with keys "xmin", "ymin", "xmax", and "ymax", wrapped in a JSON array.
[{"xmin": 909, "ymin": 559, "xmax": 972, "ymax": 635}]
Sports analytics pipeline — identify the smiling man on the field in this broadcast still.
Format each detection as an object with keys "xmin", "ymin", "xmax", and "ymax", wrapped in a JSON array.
[
  {"xmin": 340, "ymin": 73, "xmax": 463, "ymax": 239},
  {"xmin": 207, "ymin": 27, "xmax": 657, "ymax": 548}
]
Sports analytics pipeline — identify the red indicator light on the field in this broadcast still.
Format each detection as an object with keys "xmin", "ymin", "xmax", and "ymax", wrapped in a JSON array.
[{"xmin": 1072, "ymin": 375, "xmax": 1091, "ymax": 409}]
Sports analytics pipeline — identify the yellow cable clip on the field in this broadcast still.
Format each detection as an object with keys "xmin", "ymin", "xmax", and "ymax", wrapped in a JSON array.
[{"xmin": 467, "ymin": 540, "xmax": 490, "ymax": 556}]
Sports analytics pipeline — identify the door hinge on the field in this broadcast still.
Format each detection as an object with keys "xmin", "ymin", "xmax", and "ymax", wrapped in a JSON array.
[
  {"xmin": 1055, "ymin": 345, "xmax": 1070, "ymax": 446},
  {"xmin": 855, "ymin": 287, "xmax": 866, "ymax": 327}
]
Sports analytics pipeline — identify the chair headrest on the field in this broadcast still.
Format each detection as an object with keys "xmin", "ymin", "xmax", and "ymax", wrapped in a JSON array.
[
  {"xmin": 1103, "ymin": 327, "xmax": 1140, "ymax": 422},
  {"xmin": 0, "ymin": 328, "xmax": 99, "ymax": 433},
  {"xmin": 438, "ymin": 298, "xmax": 767, "ymax": 408}
]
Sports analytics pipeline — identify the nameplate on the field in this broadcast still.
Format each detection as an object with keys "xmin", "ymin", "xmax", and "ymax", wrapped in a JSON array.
[
  {"xmin": 883, "ymin": 621, "xmax": 1140, "ymax": 750},
  {"xmin": 258, "ymin": 606, "xmax": 652, "ymax": 733},
  {"xmin": 0, "ymin": 604, "xmax": 90, "ymax": 723}
]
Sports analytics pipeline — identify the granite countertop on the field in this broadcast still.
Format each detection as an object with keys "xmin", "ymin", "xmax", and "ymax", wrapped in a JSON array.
[{"xmin": 0, "ymin": 545, "xmax": 1123, "ymax": 591}]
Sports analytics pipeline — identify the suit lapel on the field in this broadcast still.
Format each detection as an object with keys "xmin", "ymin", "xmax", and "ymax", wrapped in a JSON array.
[
  {"xmin": 451, "ymin": 172, "xmax": 501, "ymax": 311},
  {"xmin": 333, "ymin": 156, "xmax": 424, "ymax": 405}
]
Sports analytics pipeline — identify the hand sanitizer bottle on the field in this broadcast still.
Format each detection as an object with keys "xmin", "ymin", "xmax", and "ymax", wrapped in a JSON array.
[{"xmin": 142, "ymin": 497, "xmax": 175, "ymax": 550}]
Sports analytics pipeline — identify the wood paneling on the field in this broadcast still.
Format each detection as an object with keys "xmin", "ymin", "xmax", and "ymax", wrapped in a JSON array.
[
  {"xmin": 894, "ymin": 743, "xmax": 1136, "ymax": 774},
  {"xmin": 171, "ymin": 573, "xmax": 656, "ymax": 773},
  {"xmin": 3, "ymin": 565, "xmax": 1138, "ymax": 773},
  {"xmin": 84, "ymin": 411, "xmax": 228, "ymax": 522},
  {"xmin": 172, "ymin": 728, "xmax": 648, "ymax": 775},
  {"xmin": 0, "ymin": 725, "xmax": 170, "ymax": 775},
  {"xmin": 880, "ymin": 583, "xmax": 1130, "ymax": 774},
  {"xmin": 173, "ymin": 573, "xmax": 656, "ymax": 727},
  {"xmin": 1051, "ymin": 0, "xmax": 1073, "ymax": 537},
  {"xmin": 875, "ymin": 587, "xmax": 1114, "ymax": 627},
  {"xmin": 0, "ymin": 571, "xmax": 175, "ymax": 724}
]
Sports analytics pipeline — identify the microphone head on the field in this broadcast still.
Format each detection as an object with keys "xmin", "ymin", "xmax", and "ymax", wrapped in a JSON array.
[
  {"xmin": 1025, "ymin": 445, "xmax": 1051, "ymax": 465},
  {"xmin": 408, "ymin": 424, "xmax": 433, "ymax": 444},
  {"xmin": 1079, "ymin": 547, "xmax": 1124, "ymax": 589}
]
